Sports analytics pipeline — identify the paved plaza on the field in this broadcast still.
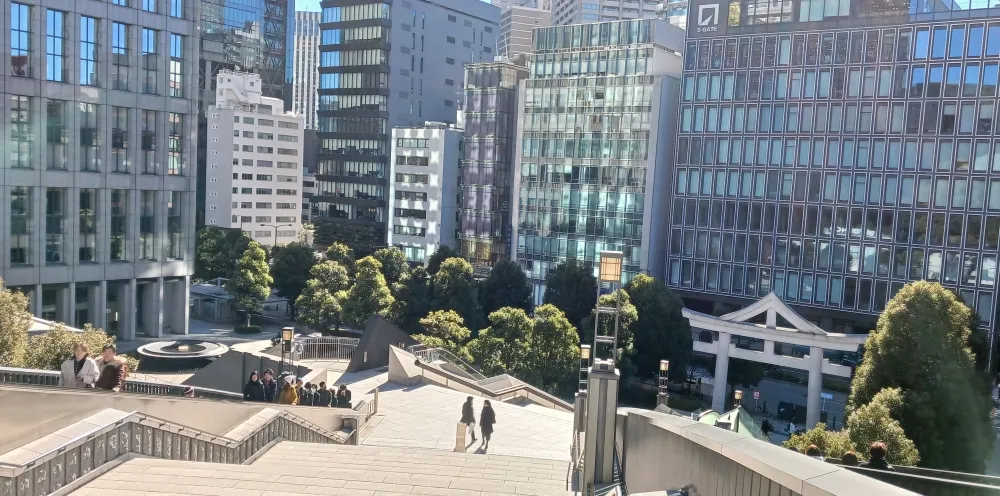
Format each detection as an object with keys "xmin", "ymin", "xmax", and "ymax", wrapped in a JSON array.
[{"xmin": 76, "ymin": 442, "xmax": 572, "ymax": 495}]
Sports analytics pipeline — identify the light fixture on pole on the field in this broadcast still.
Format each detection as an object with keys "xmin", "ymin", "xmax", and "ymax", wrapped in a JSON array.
[
  {"xmin": 734, "ymin": 389, "xmax": 743, "ymax": 407},
  {"xmin": 280, "ymin": 326, "xmax": 294, "ymax": 375},
  {"xmin": 260, "ymin": 223, "xmax": 292, "ymax": 247},
  {"xmin": 579, "ymin": 345, "xmax": 591, "ymax": 392},
  {"xmin": 733, "ymin": 389, "xmax": 744, "ymax": 433},
  {"xmin": 657, "ymin": 359, "xmax": 670, "ymax": 407},
  {"xmin": 592, "ymin": 251, "xmax": 624, "ymax": 363}
]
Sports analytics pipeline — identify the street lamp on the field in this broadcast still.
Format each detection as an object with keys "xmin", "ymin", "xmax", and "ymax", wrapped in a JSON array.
[
  {"xmin": 579, "ymin": 345, "xmax": 591, "ymax": 392},
  {"xmin": 733, "ymin": 389, "xmax": 744, "ymax": 433},
  {"xmin": 260, "ymin": 223, "xmax": 292, "ymax": 247},
  {"xmin": 657, "ymin": 360, "xmax": 670, "ymax": 407},
  {"xmin": 598, "ymin": 251, "xmax": 623, "ymax": 283},
  {"xmin": 734, "ymin": 389, "xmax": 743, "ymax": 407},
  {"xmin": 592, "ymin": 251, "xmax": 624, "ymax": 363}
]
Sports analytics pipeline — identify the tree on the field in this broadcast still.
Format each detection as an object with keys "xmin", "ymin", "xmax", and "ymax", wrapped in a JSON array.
[
  {"xmin": 727, "ymin": 359, "xmax": 765, "ymax": 394},
  {"xmin": 0, "ymin": 278, "xmax": 30, "ymax": 367},
  {"xmin": 23, "ymin": 323, "xmax": 138, "ymax": 374},
  {"xmin": 270, "ymin": 242, "xmax": 316, "ymax": 318},
  {"xmin": 847, "ymin": 388, "xmax": 920, "ymax": 466},
  {"xmin": 391, "ymin": 266, "xmax": 432, "ymax": 334},
  {"xmin": 227, "ymin": 241, "xmax": 272, "ymax": 326},
  {"xmin": 480, "ymin": 260, "xmax": 532, "ymax": 316},
  {"xmin": 341, "ymin": 256, "xmax": 395, "ymax": 327},
  {"xmin": 194, "ymin": 226, "xmax": 251, "ymax": 281},
  {"xmin": 414, "ymin": 310, "xmax": 472, "ymax": 362},
  {"xmin": 373, "ymin": 247, "xmax": 409, "ymax": 288},
  {"xmin": 625, "ymin": 274, "xmax": 692, "ymax": 381},
  {"xmin": 784, "ymin": 423, "xmax": 854, "ymax": 459},
  {"xmin": 431, "ymin": 258, "xmax": 484, "ymax": 331},
  {"xmin": 543, "ymin": 259, "xmax": 597, "ymax": 332},
  {"xmin": 325, "ymin": 242, "xmax": 355, "ymax": 274},
  {"xmin": 848, "ymin": 281, "xmax": 993, "ymax": 472},
  {"xmin": 296, "ymin": 261, "xmax": 351, "ymax": 332},
  {"xmin": 469, "ymin": 307, "xmax": 533, "ymax": 377},
  {"xmin": 528, "ymin": 304, "xmax": 580, "ymax": 395},
  {"xmin": 427, "ymin": 245, "xmax": 458, "ymax": 275}
]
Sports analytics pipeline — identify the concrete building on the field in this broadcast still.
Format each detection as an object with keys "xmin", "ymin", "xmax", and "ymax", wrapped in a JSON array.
[
  {"xmin": 499, "ymin": 5, "xmax": 551, "ymax": 64},
  {"xmin": 669, "ymin": 1, "xmax": 1000, "ymax": 354},
  {"xmin": 388, "ymin": 124, "xmax": 463, "ymax": 264},
  {"xmin": 551, "ymin": 0, "xmax": 679, "ymax": 25},
  {"xmin": 493, "ymin": 0, "xmax": 549, "ymax": 9},
  {"xmin": 0, "ymin": 0, "xmax": 200, "ymax": 340},
  {"xmin": 513, "ymin": 19, "xmax": 684, "ymax": 303},
  {"xmin": 292, "ymin": 11, "xmax": 321, "ymax": 130},
  {"xmin": 458, "ymin": 61, "xmax": 529, "ymax": 270},
  {"xmin": 205, "ymin": 71, "xmax": 304, "ymax": 247},
  {"xmin": 314, "ymin": 0, "xmax": 499, "ymax": 243}
]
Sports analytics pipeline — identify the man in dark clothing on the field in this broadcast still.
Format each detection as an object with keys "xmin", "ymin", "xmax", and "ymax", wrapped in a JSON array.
[
  {"xmin": 95, "ymin": 345, "xmax": 127, "ymax": 392},
  {"xmin": 336, "ymin": 385, "xmax": 353, "ymax": 408},
  {"xmin": 317, "ymin": 381, "xmax": 332, "ymax": 407},
  {"xmin": 262, "ymin": 369, "xmax": 278, "ymax": 403},
  {"xmin": 296, "ymin": 379, "xmax": 308, "ymax": 406},
  {"xmin": 301, "ymin": 381, "xmax": 315, "ymax": 406},
  {"xmin": 859, "ymin": 442, "xmax": 894, "ymax": 471},
  {"xmin": 461, "ymin": 396, "xmax": 476, "ymax": 442}
]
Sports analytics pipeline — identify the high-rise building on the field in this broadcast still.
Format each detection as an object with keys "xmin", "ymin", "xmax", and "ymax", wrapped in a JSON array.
[
  {"xmin": 513, "ymin": 19, "xmax": 685, "ymax": 303},
  {"xmin": 314, "ymin": 0, "xmax": 499, "ymax": 245},
  {"xmin": 494, "ymin": 0, "xmax": 548, "ymax": 9},
  {"xmin": 388, "ymin": 124, "xmax": 463, "ymax": 264},
  {"xmin": 0, "ymin": 0, "xmax": 200, "ymax": 340},
  {"xmin": 459, "ymin": 61, "xmax": 529, "ymax": 271},
  {"xmin": 499, "ymin": 5, "xmax": 552, "ymax": 64},
  {"xmin": 551, "ymin": 0, "xmax": 678, "ymax": 25},
  {"xmin": 669, "ymin": 1, "xmax": 1000, "ymax": 347},
  {"xmin": 205, "ymin": 71, "xmax": 304, "ymax": 247},
  {"xmin": 293, "ymin": 11, "xmax": 321, "ymax": 130}
]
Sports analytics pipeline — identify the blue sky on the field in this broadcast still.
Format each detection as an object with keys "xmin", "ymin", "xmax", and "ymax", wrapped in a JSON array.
[{"xmin": 296, "ymin": 0, "xmax": 492, "ymax": 12}]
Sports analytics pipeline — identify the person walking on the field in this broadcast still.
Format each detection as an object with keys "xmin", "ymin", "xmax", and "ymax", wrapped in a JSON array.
[
  {"xmin": 277, "ymin": 375, "xmax": 298, "ymax": 405},
  {"xmin": 243, "ymin": 371, "xmax": 266, "ymax": 402},
  {"xmin": 59, "ymin": 343, "xmax": 100, "ymax": 388},
  {"xmin": 859, "ymin": 442, "xmax": 894, "ymax": 471},
  {"xmin": 461, "ymin": 397, "xmax": 477, "ymax": 442},
  {"xmin": 262, "ymin": 369, "xmax": 278, "ymax": 403},
  {"xmin": 94, "ymin": 345, "xmax": 128, "ymax": 392},
  {"xmin": 316, "ymin": 381, "xmax": 332, "ymax": 407},
  {"xmin": 760, "ymin": 418, "xmax": 771, "ymax": 438},
  {"xmin": 479, "ymin": 400, "xmax": 496, "ymax": 450}
]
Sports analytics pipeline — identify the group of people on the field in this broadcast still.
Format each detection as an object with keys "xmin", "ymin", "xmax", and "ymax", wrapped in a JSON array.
[
  {"xmin": 243, "ymin": 370, "xmax": 353, "ymax": 408},
  {"xmin": 460, "ymin": 397, "xmax": 497, "ymax": 450},
  {"xmin": 58, "ymin": 343, "xmax": 128, "ymax": 392},
  {"xmin": 797, "ymin": 442, "xmax": 894, "ymax": 471}
]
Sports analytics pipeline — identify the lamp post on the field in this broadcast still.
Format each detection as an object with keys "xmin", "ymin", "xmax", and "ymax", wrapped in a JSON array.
[
  {"xmin": 579, "ymin": 345, "xmax": 591, "ymax": 392},
  {"xmin": 260, "ymin": 223, "xmax": 292, "ymax": 247},
  {"xmin": 592, "ymin": 250, "xmax": 624, "ymax": 363},
  {"xmin": 280, "ymin": 326, "xmax": 294, "ymax": 376},
  {"xmin": 733, "ymin": 389, "xmax": 743, "ymax": 433},
  {"xmin": 657, "ymin": 360, "xmax": 670, "ymax": 407}
]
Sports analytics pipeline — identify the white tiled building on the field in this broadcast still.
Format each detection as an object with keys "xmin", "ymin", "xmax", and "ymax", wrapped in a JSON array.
[
  {"xmin": 292, "ymin": 11, "xmax": 320, "ymax": 130},
  {"xmin": 205, "ymin": 71, "xmax": 304, "ymax": 246}
]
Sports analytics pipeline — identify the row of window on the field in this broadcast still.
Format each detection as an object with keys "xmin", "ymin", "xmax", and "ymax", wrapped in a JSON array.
[
  {"xmin": 520, "ymin": 163, "xmax": 646, "ymax": 188},
  {"xmin": 231, "ymin": 188, "xmax": 298, "ymax": 196},
  {"xmin": 394, "ymin": 208, "xmax": 426, "ymax": 220},
  {"xmin": 395, "ymin": 173, "xmax": 428, "ymax": 184},
  {"xmin": 518, "ymin": 188, "xmax": 646, "ymax": 214},
  {"xmin": 396, "ymin": 138, "xmax": 429, "ymax": 148},
  {"xmin": 519, "ymin": 214, "xmax": 645, "ymax": 239},
  {"xmin": 520, "ymin": 136, "xmax": 650, "ymax": 161},
  {"xmin": 524, "ymin": 84, "xmax": 656, "ymax": 109},
  {"xmin": 321, "ymin": 3, "xmax": 389, "ymax": 23},
  {"xmin": 393, "ymin": 225, "xmax": 426, "ymax": 236},
  {"xmin": 395, "ymin": 155, "xmax": 429, "ymax": 167}
]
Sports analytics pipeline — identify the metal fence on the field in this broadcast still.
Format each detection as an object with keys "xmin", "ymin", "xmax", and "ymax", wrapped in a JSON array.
[
  {"xmin": 293, "ymin": 337, "xmax": 359, "ymax": 361},
  {"xmin": 0, "ymin": 366, "xmax": 244, "ymax": 401},
  {"xmin": 407, "ymin": 345, "xmax": 486, "ymax": 381}
]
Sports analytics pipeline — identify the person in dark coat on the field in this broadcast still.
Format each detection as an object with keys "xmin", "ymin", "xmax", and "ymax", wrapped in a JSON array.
[
  {"xmin": 336, "ymin": 385, "xmax": 352, "ymax": 408},
  {"xmin": 262, "ymin": 369, "xmax": 278, "ymax": 403},
  {"xmin": 460, "ymin": 396, "xmax": 477, "ymax": 442},
  {"xmin": 316, "ymin": 381, "xmax": 332, "ymax": 407},
  {"xmin": 859, "ymin": 442, "xmax": 894, "ymax": 471},
  {"xmin": 296, "ymin": 379, "xmax": 309, "ymax": 406},
  {"xmin": 94, "ymin": 345, "xmax": 128, "ymax": 392},
  {"xmin": 480, "ymin": 400, "xmax": 496, "ymax": 450},
  {"xmin": 243, "ymin": 371, "xmax": 266, "ymax": 402}
]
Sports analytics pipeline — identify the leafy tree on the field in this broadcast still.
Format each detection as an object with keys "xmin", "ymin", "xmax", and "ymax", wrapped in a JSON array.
[
  {"xmin": 625, "ymin": 274, "xmax": 691, "ymax": 381},
  {"xmin": 341, "ymin": 256, "xmax": 395, "ymax": 327},
  {"xmin": 848, "ymin": 281, "xmax": 992, "ymax": 472},
  {"xmin": 431, "ymin": 258, "xmax": 484, "ymax": 332},
  {"xmin": 23, "ymin": 323, "xmax": 138, "ymax": 374},
  {"xmin": 194, "ymin": 226, "xmax": 251, "ymax": 281},
  {"xmin": 784, "ymin": 423, "xmax": 853, "ymax": 459},
  {"xmin": 543, "ymin": 259, "xmax": 597, "ymax": 332},
  {"xmin": 226, "ymin": 241, "xmax": 273, "ymax": 326},
  {"xmin": 580, "ymin": 289, "xmax": 637, "ymax": 370},
  {"xmin": 325, "ymin": 242, "xmax": 355, "ymax": 274},
  {"xmin": 847, "ymin": 388, "xmax": 920, "ymax": 466},
  {"xmin": 427, "ymin": 245, "xmax": 458, "ymax": 275},
  {"xmin": 528, "ymin": 304, "xmax": 580, "ymax": 395},
  {"xmin": 0, "ymin": 278, "xmax": 30, "ymax": 367},
  {"xmin": 727, "ymin": 359, "xmax": 765, "ymax": 395},
  {"xmin": 296, "ymin": 261, "xmax": 351, "ymax": 332},
  {"xmin": 414, "ymin": 310, "xmax": 472, "ymax": 362},
  {"xmin": 373, "ymin": 247, "xmax": 409, "ymax": 287},
  {"xmin": 391, "ymin": 266, "xmax": 432, "ymax": 334},
  {"xmin": 480, "ymin": 260, "xmax": 532, "ymax": 316},
  {"xmin": 313, "ymin": 220, "xmax": 380, "ymax": 258},
  {"xmin": 469, "ymin": 307, "xmax": 533, "ymax": 377},
  {"xmin": 270, "ymin": 242, "xmax": 317, "ymax": 318}
]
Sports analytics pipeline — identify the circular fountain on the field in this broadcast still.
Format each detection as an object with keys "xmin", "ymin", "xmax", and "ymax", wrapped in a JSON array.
[{"xmin": 135, "ymin": 340, "xmax": 230, "ymax": 371}]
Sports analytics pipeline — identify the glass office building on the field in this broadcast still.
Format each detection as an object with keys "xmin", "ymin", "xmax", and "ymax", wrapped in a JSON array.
[
  {"xmin": 670, "ymin": 1, "xmax": 1000, "ymax": 342},
  {"xmin": 513, "ymin": 19, "xmax": 684, "ymax": 303}
]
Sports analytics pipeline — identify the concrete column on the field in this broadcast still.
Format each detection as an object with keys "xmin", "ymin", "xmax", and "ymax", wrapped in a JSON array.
[
  {"xmin": 120, "ymin": 279, "xmax": 137, "ymax": 341},
  {"xmin": 89, "ymin": 281, "xmax": 108, "ymax": 330},
  {"xmin": 711, "ymin": 332, "xmax": 731, "ymax": 413},
  {"xmin": 58, "ymin": 283, "xmax": 75, "ymax": 326},
  {"xmin": 165, "ymin": 276, "xmax": 190, "ymax": 335},
  {"xmin": 33, "ymin": 284, "xmax": 43, "ymax": 317},
  {"xmin": 142, "ymin": 278, "xmax": 164, "ymax": 338},
  {"xmin": 806, "ymin": 346, "xmax": 824, "ymax": 430},
  {"xmin": 583, "ymin": 359, "xmax": 619, "ymax": 489}
]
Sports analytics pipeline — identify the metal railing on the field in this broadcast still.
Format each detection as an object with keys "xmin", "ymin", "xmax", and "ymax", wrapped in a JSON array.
[
  {"xmin": 410, "ymin": 358, "xmax": 574, "ymax": 413},
  {"xmin": 407, "ymin": 344, "xmax": 486, "ymax": 381},
  {"xmin": 0, "ymin": 366, "xmax": 244, "ymax": 401},
  {"xmin": 293, "ymin": 336, "xmax": 359, "ymax": 361}
]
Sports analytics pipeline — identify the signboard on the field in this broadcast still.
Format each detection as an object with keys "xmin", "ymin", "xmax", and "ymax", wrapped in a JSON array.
[
  {"xmin": 752, "ymin": 391, "xmax": 760, "ymax": 400},
  {"xmin": 688, "ymin": 0, "xmax": 728, "ymax": 38},
  {"xmin": 820, "ymin": 392, "xmax": 834, "ymax": 400}
]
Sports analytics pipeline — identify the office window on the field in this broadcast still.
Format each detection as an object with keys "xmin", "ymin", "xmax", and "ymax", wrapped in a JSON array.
[
  {"xmin": 45, "ymin": 188, "xmax": 66, "ymax": 264},
  {"xmin": 10, "ymin": 187, "xmax": 32, "ymax": 265},
  {"xmin": 79, "ymin": 189, "xmax": 97, "ymax": 262},
  {"xmin": 47, "ymin": 100, "xmax": 68, "ymax": 170},
  {"xmin": 45, "ymin": 10, "xmax": 66, "ymax": 82},
  {"xmin": 142, "ymin": 110, "xmax": 157, "ymax": 174},
  {"xmin": 112, "ymin": 23, "xmax": 129, "ymax": 90},
  {"xmin": 109, "ymin": 189, "xmax": 128, "ymax": 261},
  {"xmin": 169, "ymin": 0, "xmax": 183, "ymax": 17},
  {"xmin": 80, "ymin": 17, "xmax": 98, "ymax": 86},
  {"xmin": 139, "ymin": 191, "xmax": 156, "ymax": 260},
  {"xmin": 112, "ymin": 106, "xmax": 130, "ymax": 172},
  {"xmin": 169, "ymin": 34, "xmax": 184, "ymax": 97},
  {"xmin": 10, "ymin": 3, "xmax": 31, "ymax": 77},
  {"xmin": 168, "ymin": 113, "xmax": 183, "ymax": 175},
  {"xmin": 142, "ymin": 28, "xmax": 158, "ymax": 94},
  {"xmin": 143, "ymin": 0, "xmax": 157, "ymax": 12},
  {"xmin": 79, "ymin": 103, "xmax": 100, "ymax": 171},
  {"xmin": 167, "ymin": 192, "xmax": 183, "ymax": 260},
  {"xmin": 10, "ymin": 95, "xmax": 32, "ymax": 169}
]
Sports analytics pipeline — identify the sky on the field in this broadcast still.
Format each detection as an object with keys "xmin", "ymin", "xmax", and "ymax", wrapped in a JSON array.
[{"xmin": 295, "ymin": 0, "xmax": 493, "ymax": 12}]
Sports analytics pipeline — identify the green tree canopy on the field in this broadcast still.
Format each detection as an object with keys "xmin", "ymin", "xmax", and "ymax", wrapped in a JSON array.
[
  {"xmin": 783, "ymin": 423, "xmax": 854, "ymax": 459},
  {"xmin": 325, "ymin": 242, "xmax": 355, "ymax": 274},
  {"xmin": 373, "ymin": 247, "xmax": 409, "ymax": 287},
  {"xmin": 195, "ymin": 227, "xmax": 251, "ymax": 281},
  {"xmin": 426, "ymin": 245, "xmax": 458, "ymax": 275},
  {"xmin": 414, "ymin": 310, "xmax": 472, "ymax": 362},
  {"xmin": 469, "ymin": 307, "xmax": 533, "ymax": 377},
  {"xmin": 543, "ymin": 259, "xmax": 597, "ymax": 332},
  {"xmin": 624, "ymin": 274, "xmax": 692, "ymax": 381},
  {"xmin": 581, "ymin": 289, "xmax": 637, "ymax": 372},
  {"xmin": 430, "ymin": 257, "xmax": 484, "ymax": 331},
  {"xmin": 480, "ymin": 260, "xmax": 533, "ymax": 315},
  {"xmin": 391, "ymin": 266, "xmax": 432, "ymax": 334},
  {"xmin": 270, "ymin": 242, "xmax": 317, "ymax": 318},
  {"xmin": 848, "ymin": 281, "xmax": 992, "ymax": 472},
  {"xmin": 226, "ymin": 241, "xmax": 272, "ymax": 326},
  {"xmin": 295, "ymin": 261, "xmax": 351, "ymax": 332},
  {"xmin": 527, "ymin": 304, "xmax": 580, "ymax": 395},
  {"xmin": 342, "ymin": 256, "xmax": 395, "ymax": 327},
  {"xmin": 0, "ymin": 278, "xmax": 30, "ymax": 367},
  {"xmin": 24, "ymin": 323, "xmax": 137, "ymax": 373}
]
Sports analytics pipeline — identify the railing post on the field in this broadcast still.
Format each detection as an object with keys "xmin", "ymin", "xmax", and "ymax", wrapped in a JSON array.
[{"xmin": 373, "ymin": 387, "xmax": 379, "ymax": 414}]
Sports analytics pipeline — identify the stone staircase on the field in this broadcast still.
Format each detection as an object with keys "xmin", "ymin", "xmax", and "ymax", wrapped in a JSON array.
[{"xmin": 76, "ymin": 441, "xmax": 573, "ymax": 495}]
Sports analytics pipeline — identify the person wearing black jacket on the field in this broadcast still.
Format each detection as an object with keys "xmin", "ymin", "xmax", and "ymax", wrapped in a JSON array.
[
  {"xmin": 480, "ymin": 400, "xmax": 496, "ymax": 450},
  {"xmin": 262, "ymin": 369, "xmax": 278, "ymax": 403},
  {"xmin": 243, "ymin": 371, "xmax": 266, "ymax": 402},
  {"xmin": 858, "ymin": 442, "xmax": 894, "ymax": 471},
  {"xmin": 461, "ymin": 397, "xmax": 477, "ymax": 442},
  {"xmin": 336, "ymin": 385, "xmax": 352, "ymax": 408},
  {"xmin": 316, "ymin": 381, "xmax": 332, "ymax": 407}
]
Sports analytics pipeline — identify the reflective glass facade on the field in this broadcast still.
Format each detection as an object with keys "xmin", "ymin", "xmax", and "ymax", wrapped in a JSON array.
[{"xmin": 673, "ymin": 1, "xmax": 1000, "ymax": 340}]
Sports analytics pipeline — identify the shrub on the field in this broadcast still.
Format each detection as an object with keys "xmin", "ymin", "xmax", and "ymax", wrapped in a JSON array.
[{"xmin": 234, "ymin": 325, "xmax": 262, "ymax": 334}]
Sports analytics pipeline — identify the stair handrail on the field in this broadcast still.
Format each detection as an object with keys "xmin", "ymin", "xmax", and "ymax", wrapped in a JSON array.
[{"xmin": 0, "ymin": 365, "xmax": 244, "ymax": 400}]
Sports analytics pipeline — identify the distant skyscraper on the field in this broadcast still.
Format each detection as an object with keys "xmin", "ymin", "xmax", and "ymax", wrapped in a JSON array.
[
  {"xmin": 494, "ymin": 0, "xmax": 548, "ymax": 9},
  {"xmin": 293, "ymin": 11, "xmax": 321, "ymax": 130},
  {"xmin": 500, "ymin": 6, "xmax": 551, "ymax": 64},
  {"xmin": 551, "ymin": 0, "xmax": 686, "ymax": 27}
]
